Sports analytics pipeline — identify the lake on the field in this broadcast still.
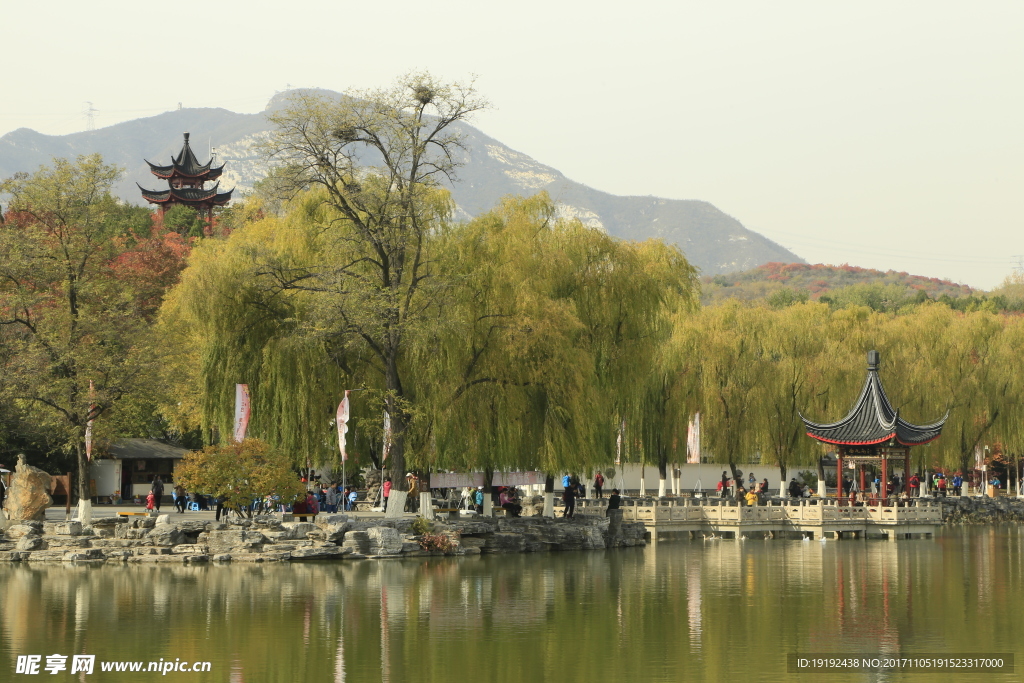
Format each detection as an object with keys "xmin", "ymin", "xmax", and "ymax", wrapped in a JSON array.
[{"xmin": 2, "ymin": 528, "xmax": 1021, "ymax": 681}]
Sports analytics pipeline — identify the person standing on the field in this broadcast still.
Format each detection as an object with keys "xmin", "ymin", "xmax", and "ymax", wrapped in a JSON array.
[
  {"xmin": 406, "ymin": 473, "xmax": 419, "ymax": 513},
  {"xmin": 908, "ymin": 473, "xmax": 920, "ymax": 497},
  {"xmin": 382, "ymin": 479, "xmax": 392, "ymax": 511},
  {"xmin": 953, "ymin": 472, "xmax": 963, "ymax": 497},
  {"xmin": 145, "ymin": 490, "xmax": 155, "ymax": 511},
  {"xmin": 720, "ymin": 472, "xmax": 729, "ymax": 499},
  {"xmin": 325, "ymin": 483, "xmax": 338, "ymax": 513},
  {"xmin": 174, "ymin": 484, "xmax": 187, "ymax": 513},
  {"xmin": 606, "ymin": 489, "xmax": 621, "ymax": 515},
  {"xmin": 562, "ymin": 483, "xmax": 576, "ymax": 519},
  {"xmin": 152, "ymin": 476, "xmax": 165, "ymax": 512},
  {"xmin": 308, "ymin": 490, "xmax": 319, "ymax": 523},
  {"xmin": 594, "ymin": 471, "xmax": 605, "ymax": 499}
]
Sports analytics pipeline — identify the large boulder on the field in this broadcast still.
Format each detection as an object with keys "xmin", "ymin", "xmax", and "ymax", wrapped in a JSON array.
[
  {"xmin": 5, "ymin": 523, "xmax": 43, "ymax": 540},
  {"xmin": 146, "ymin": 525, "xmax": 185, "ymax": 547},
  {"xmin": 5, "ymin": 455, "xmax": 52, "ymax": 521},
  {"xmin": 206, "ymin": 529, "xmax": 267, "ymax": 554},
  {"xmin": 366, "ymin": 527, "xmax": 403, "ymax": 555},
  {"xmin": 316, "ymin": 516, "xmax": 350, "ymax": 542}
]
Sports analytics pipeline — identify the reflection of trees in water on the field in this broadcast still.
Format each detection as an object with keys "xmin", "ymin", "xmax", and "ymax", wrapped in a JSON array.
[{"xmin": 1, "ymin": 537, "xmax": 1021, "ymax": 681}]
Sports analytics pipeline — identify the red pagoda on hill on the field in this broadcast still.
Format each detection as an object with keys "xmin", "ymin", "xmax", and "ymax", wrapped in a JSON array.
[
  {"xmin": 800, "ymin": 350, "xmax": 947, "ymax": 498},
  {"xmin": 138, "ymin": 132, "xmax": 233, "ymax": 220}
]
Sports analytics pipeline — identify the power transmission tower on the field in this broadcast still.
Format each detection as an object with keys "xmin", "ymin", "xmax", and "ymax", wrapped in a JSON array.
[{"xmin": 84, "ymin": 102, "xmax": 97, "ymax": 131}]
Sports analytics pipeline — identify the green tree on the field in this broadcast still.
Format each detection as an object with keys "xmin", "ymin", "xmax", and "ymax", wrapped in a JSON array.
[
  {"xmin": 250, "ymin": 74, "xmax": 487, "ymax": 498},
  {"xmin": 0, "ymin": 155, "xmax": 169, "ymax": 519},
  {"xmin": 162, "ymin": 204, "xmax": 206, "ymax": 238},
  {"xmin": 174, "ymin": 438, "xmax": 306, "ymax": 517}
]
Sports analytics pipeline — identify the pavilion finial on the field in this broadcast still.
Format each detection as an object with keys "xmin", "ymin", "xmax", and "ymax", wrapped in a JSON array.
[
  {"xmin": 867, "ymin": 350, "xmax": 879, "ymax": 370},
  {"xmin": 184, "ymin": 132, "xmax": 190, "ymax": 142}
]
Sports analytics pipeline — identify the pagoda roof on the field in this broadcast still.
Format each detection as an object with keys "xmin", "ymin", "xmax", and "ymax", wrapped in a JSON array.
[
  {"xmin": 137, "ymin": 182, "xmax": 233, "ymax": 207},
  {"xmin": 145, "ymin": 132, "xmax": 224, "ymax": 180},
  {"xmin": 800, "ymin": 351, "xmax": 947, "ymax": 447}
]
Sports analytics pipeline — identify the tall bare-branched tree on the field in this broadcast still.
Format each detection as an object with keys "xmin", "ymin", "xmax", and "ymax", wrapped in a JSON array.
[{"xmin": 256, "ymin": 74, "xmax": 487, "ymax": 497}]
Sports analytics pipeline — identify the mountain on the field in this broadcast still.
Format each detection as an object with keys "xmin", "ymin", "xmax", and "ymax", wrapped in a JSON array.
[
  {"xmin": 702, "ymin": 262, "xmax": 976, "ymax": 306},
  {"xmin": 0, "ymin": 91, "xmax": 802, "ymax": 275}
]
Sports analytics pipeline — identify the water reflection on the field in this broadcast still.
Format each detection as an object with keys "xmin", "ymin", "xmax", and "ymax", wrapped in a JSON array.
[{"xmin": 1, "ymin": 531, "xmax": 1022, "ymax": 682}]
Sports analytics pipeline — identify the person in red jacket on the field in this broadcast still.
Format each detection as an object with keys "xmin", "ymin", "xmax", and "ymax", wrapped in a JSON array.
[{"xmin": 908, "ymin": 474, "xmax": 920, "ymax": 497}]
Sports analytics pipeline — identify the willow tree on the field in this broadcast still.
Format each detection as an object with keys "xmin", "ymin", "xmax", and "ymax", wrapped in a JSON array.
[
  {"xmin": 754, "ymin": 303, "xmax": 834, "ymax": 494},
  {"xmin": 678, "ymin": 302, "xmax": 773, "ymax": 484},
  {"xmin": 414, "ymin": 194, "xmax": 698, "ymax": 510},
  {"xmin": 157, "ymin": 200, "xmax": 354, "ymax": 469},
  {"xmin": 884, "ymin": 305, "xmax": 1010, "ymax": 476},
  {"xmin": 257, "ymin": 74, "xmax": 487, "ymax": 504}
]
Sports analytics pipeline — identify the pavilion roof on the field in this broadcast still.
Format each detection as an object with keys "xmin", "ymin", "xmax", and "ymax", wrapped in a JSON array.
[
  {"xmin": 137, "ymin": 182, "xmax": 233, "ymax": 207},
  {"xmin": 800, "ymin": 350, "xmax": 947, "ymax": 447},
  {"xmin": 145, "ymin": 132, "xmax": 224, "ymax": 180}
]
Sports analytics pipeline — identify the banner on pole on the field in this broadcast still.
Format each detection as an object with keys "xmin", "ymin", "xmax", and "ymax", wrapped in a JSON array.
[
  {"xmin": 615, "ymin": 420, "xmax": 624, "ymax": 467},
  {"xmin": 233, "ymin": 384, "xmax": 251, "ymax": 443},
  {"xmin": 337, "ymin": 391, "xmax": 351, "ymax": 461},
  {"xmin": 85, "ymin": 380, "xmax": 95, "ymax": 461},
  {"xmin": 686, "ymin": 413, "xmax": 701, "ymax": 464},
  {"xmin": 382, "ymin": 410, "xmax": 391, "ymax": 462}
]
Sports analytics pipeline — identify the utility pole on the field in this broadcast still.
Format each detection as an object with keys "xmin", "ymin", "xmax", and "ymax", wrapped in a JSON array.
[{"xmin": 84, "ymin": 102, "xmax": 97, "ymax": 131}]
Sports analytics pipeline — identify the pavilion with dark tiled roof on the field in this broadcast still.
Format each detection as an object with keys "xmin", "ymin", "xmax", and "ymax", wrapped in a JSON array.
[
  {"xmin": 800, "ymin": 350, "xmax": 947, "ymax": 498},
  {"xmin": 138, "ymin": 132, "xmax": 232, "ymax": 221}
]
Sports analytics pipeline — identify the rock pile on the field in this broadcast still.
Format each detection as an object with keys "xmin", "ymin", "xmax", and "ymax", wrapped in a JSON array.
[{"xmin": 0, "ymin": 512, "xmax": 646, "ymax": 565}]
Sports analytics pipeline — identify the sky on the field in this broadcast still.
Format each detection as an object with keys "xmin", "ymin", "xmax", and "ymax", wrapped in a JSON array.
[{"xmin": 2, "ymin": 1, "xmax": 1022, "ymax": 289}]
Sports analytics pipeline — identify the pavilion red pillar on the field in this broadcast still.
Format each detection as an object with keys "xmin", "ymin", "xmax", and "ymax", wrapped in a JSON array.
[
  {"xmin": 859, "ymin": 465, "xmax": 866, "ymax": 496},
  {"xmin": 881, "ymin": 457, "xmax": 889, "ymax": 503},
  {"xmin": 836, "ymin": 449, "xmax": 843, "ymax": 499}
]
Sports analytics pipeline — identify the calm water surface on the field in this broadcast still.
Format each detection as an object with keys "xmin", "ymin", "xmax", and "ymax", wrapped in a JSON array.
[{"xmin": 2, "ymin": 528, "xmax": 1023, "ymax": 682}]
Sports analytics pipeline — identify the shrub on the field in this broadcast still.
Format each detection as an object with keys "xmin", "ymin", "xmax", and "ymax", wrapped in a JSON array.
[
  {"xmin": 411, "ymin": 517, "xmax": 433, "ymax": 535},
  {"xmin": 418, "ymin": 532, "xmax": 459, "ymax": 554}
]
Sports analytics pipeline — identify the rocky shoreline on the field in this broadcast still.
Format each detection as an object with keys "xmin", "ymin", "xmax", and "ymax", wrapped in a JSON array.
[
  {"xmin": 936, "ymin": 495, "xmax": 1024, "ymax": 524},
  {"xmin": 0, "ymin": 512, "xmax": 647, "ymax": 565}
]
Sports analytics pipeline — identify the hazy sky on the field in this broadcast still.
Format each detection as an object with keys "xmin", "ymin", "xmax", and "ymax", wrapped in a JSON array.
[{"xmin": 3, "ymin": 1, "xmax": 1021, "ymax": 289}]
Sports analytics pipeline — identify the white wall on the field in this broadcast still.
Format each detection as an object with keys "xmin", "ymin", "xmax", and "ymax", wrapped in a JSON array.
[
  {"xmin": 90, "ymin": 459, "xmax": 120, "ymax": 497},
  {"xmin": 576, "ymin": 464, "xmax": 791, "ymax": 494}
]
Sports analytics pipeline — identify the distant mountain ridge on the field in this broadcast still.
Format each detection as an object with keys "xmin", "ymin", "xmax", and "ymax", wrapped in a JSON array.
[
  {"xmin": 702, "ymin": 262, "xmax": 976, "ymax": 306},
  {"xmin": 0, "ymin": 90, "xmax": 802, "ymax": 275}
]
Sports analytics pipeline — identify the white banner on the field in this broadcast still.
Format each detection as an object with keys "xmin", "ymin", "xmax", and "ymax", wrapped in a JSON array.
[
  {"xmin": 233, "ymin": 384, "xmax": 251, "ymax": 443},
  {"xmin": 85, "ymin": 380, "xmax": 95, "ymax": 461},
  {"xmin": 382, "ymin": 410, "xmax": 391, "ymax": 462},
  {"xmin": 84, "ymin": 420, "xmax": 93, "ymax": 462},
  {"xmin": 615, "ymin": 419, "xmax": 624, "ymax": 466},
  {"xmin": 686, "ymin": 413, "xmax": 701, "ymax": 464},
  {"xmin": 337, "ymin": 391, "xmax": 350, "ymax": 461}
]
